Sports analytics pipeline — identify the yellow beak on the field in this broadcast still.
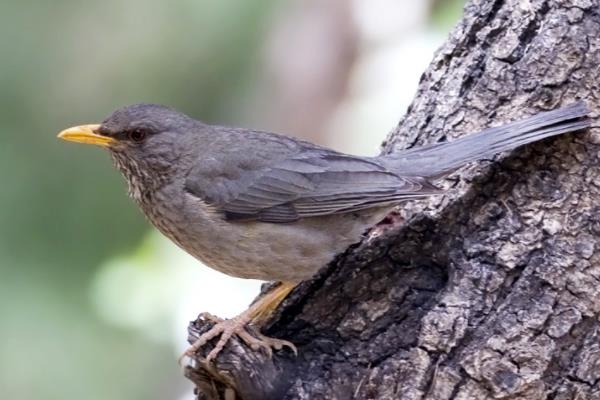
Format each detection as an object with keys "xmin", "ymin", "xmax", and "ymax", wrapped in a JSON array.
[{"xmin": 57, "ymin": 124, "xmax": 115, "ymax": 147}]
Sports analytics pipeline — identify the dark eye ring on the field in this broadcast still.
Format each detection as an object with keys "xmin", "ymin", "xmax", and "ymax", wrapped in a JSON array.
[{"xmin": 128, "ymin": 129, "xmax": 147, "ymax": 142}]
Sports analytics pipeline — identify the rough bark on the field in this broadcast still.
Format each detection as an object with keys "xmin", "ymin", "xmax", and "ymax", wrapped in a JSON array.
[{"xmin": 184, "ymin": 0, "xmax": 600, "ymax": 399}]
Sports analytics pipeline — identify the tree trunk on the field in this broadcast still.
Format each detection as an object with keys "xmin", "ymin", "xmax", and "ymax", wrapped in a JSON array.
[{"xmin": 184, "ymin": 0, "xmax": 600, "ymax": 398}]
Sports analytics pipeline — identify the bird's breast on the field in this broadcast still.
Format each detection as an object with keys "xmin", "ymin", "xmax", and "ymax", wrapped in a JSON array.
[{"xmin": 140, "ymin": 185, "xmax": 386, "ymax": 282}]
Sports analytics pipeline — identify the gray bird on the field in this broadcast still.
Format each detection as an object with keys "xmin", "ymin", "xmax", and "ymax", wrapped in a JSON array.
[{"xmin": 58, "ymin": 101, "xmax": 590, "ymax": 362}]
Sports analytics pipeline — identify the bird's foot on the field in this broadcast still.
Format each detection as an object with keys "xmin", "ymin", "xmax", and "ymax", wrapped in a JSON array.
[{"xmin": 180, "ymin": 312, "xmax": 297, "ymax": 364}]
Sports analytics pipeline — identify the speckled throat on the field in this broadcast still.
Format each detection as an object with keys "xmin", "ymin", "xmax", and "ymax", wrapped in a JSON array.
[{"xmin": 110, "ymin": 150, "xmax": 169, "ymax": 205}]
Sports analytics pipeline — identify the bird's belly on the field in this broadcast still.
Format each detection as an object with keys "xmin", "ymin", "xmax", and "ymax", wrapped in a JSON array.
[
  {"xmin": 185, "ymin": 215, "xmax": 376, "ymax": 282},
  {"xmin": 149, "ymin": 193, "xmax": 386, "ymax": 282},
  {"xmin": 190, "ymin": 222, "xmax": 338, "ymax": 282}
]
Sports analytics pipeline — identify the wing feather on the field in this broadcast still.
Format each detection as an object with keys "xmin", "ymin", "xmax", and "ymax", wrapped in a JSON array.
[{"xmin": 185, "ymin": 144, "xmax": 442, "ymax": 223}]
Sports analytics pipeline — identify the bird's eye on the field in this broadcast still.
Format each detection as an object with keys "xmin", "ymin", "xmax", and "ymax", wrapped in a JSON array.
[{"xmin": 128, "ymin": 129, "xmax": 147, "ymax": 143}]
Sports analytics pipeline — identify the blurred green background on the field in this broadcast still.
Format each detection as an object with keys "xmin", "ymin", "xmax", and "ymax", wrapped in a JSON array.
[{"xmin": 0, "ymin": 1, "xmax": 463, "ymax": 399}]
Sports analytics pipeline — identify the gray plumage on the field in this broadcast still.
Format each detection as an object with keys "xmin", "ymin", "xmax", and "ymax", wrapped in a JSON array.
[
  {"xmin": 379, "ymin": 101, "xmax": 590, "ymax": 177},
  {"xmin": 97, "ymin": 102, "xmax": 590, "ymax": 281}
]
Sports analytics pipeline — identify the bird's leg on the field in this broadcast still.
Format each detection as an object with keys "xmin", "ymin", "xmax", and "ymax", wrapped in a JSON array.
[{"xmin": 180, "ymin": 281, "xmax": 297, "ymax": 364}]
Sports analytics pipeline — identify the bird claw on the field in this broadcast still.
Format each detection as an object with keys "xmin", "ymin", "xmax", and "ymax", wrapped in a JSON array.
[
  {"xmin": 236, "ymin": 329, "xmax": 297, "ymax": 358},
  {"xmin": 179, "ymin": 312, "xmax": 297, "ymax": 365}
]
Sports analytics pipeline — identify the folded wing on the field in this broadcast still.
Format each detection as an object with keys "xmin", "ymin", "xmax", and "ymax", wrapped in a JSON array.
[{"xmin": 185, "ymin": 148, "xmax": 441, "ymax": 223}]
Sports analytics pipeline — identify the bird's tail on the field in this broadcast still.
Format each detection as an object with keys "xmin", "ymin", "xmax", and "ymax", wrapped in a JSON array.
[{"xmin": 381, "ymin": 101, "xmax": 591, "ymax": 179}]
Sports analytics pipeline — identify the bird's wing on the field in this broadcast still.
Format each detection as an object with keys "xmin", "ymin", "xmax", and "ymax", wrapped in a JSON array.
[{"xmin": 184, "ymin": 144, "xmax": 442, "ymax": 223}]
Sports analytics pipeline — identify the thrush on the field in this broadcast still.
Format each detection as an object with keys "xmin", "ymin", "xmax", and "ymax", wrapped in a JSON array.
[{"xmin": 58, "ymin": 101, "xmax": 590, "ymax": 362}]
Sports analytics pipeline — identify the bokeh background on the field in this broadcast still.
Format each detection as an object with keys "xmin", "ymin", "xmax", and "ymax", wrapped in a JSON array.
[{"xmin": 0, "ymin": 1, "xmax": 464, "ymax": 399}]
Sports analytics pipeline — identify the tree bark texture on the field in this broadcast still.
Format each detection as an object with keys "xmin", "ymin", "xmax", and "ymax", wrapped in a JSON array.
[{"xmin": 184, "ymin": 0, "xmax": 600, "ymax": 399}]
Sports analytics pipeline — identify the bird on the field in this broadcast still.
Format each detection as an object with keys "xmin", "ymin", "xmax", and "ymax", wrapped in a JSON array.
[{"xmin": 57, "ymin": 101, "xmax": 590, "ymax": 363}]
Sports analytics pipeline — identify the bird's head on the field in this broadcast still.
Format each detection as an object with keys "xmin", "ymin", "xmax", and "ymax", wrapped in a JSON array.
[{"xmin": 58, "ymin": 103, "xmax": 199, "ymax": 189}]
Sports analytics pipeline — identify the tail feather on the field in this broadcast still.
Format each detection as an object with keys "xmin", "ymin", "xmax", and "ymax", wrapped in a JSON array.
[{"xmin": 382, "ymin": 102, "xmax": 591, "ymax": 178}]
